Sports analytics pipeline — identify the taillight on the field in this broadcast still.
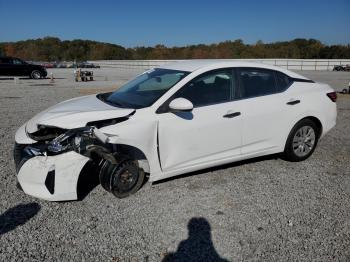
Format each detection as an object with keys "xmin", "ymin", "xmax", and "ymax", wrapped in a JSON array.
[{"xmin": 327, "ymin": 92, "xmax": 337, "ymax": 102}]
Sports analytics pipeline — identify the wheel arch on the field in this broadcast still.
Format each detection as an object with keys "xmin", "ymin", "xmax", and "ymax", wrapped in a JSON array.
[
  {"xmin": 114, "ymin": 144, "xmax": 150, "ymax": 173},
  {"xmin": 284, "ymin": 115, "xmax": 323, "ymax": 151},
  {"xmin": 76, "ymin": 143, "xmax": 151, "ymax": 199},
  {"xmin": 102, "ymin": 119, "xmax": 161, "ymax": 176},
  {"xmin": 299, "ymin": 116, "xmax": 323, "ymax": 138}
]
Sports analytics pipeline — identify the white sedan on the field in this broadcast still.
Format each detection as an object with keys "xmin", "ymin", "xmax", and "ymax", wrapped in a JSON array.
[{"xmin": 14, "ymin": 61, "xmax": 337, "ymax": 201}]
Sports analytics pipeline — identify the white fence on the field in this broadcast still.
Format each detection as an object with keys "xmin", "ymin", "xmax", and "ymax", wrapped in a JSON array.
[{"xmin": 89, "ymin": 59, "xmax": 350, "ymax": 71}]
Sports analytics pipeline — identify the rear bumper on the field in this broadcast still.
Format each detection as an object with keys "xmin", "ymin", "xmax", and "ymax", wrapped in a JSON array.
[
  {"xmin": 320, "ymin": 102, "xmax": 337, "ymax": 139},
  {"xmin": 322, "ymin": 116, "xmax": 336, "ymax": 138},
  {"xmin": 16, "ymin": 148, "xmax": 89, "ymax": 201}
]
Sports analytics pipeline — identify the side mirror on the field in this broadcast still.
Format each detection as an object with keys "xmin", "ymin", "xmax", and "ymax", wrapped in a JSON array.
[{"xmin": 169, "ymin": 98, "xmax": 193, "ymax": 112}]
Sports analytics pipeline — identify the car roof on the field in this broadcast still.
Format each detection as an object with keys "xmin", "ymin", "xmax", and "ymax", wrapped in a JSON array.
[
  {"xmin": 160, "ymin": 60, "xmax": 309, "ymax": 79},
  {"xmin": 0, "ymin": 56, "xmax": 25, "ymax": 61}
]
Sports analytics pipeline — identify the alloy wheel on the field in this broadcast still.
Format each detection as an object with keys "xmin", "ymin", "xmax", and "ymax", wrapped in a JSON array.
[{"xmin": 292, "ymin": 125, "xmax": 316, "ymax": 157}]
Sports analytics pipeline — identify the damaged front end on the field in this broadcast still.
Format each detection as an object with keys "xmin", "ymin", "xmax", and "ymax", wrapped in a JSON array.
[{"xmin": 14, "ymin": 117, "xmax": 130, "ymax": 201}]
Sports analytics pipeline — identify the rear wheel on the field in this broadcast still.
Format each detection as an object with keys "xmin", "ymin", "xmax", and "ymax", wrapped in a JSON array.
[
  {"xmin": 283, "ymin": 119, "xmax": 320, "ymax": 162},
  {"xmin": 30, "ymin": 70, "xmax": 42, "ymax": 79},
  {"xmin": 99, "ymin": 159, "xmax": 145, "ymax": 198}
]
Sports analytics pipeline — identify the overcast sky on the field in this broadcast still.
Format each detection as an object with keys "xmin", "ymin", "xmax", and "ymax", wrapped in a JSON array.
[{"xmin": 0, "ymin": 0, "xmax": 349, "ymax": 46}]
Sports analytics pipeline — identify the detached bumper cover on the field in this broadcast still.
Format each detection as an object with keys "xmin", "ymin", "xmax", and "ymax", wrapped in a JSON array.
[{"xmin": 17, "ymin": 151, "xmax": 89, "ymax": 201}]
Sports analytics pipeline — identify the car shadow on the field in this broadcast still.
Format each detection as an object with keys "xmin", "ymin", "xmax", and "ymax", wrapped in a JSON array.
[
  {"xmin": 0, "ymin": 77, "xmax": 31, "ymax": 80},
  {"xmin": 153, "ymin": 153, "xmax": 280, "ymax": 185},
  {"xmin": 162, "ymin": 217, "xmax": 228, "ymax": 262},
  {"xmin": 0, "ymin": 203, "xmax": 41, "ymax": 235},
  {"xmin": 77, "ymin": 154, "xmax": 280, "ymax": 200},
  {"xmin": 43, "ymin": 77, "xmax": 66, "ymax": 80}
]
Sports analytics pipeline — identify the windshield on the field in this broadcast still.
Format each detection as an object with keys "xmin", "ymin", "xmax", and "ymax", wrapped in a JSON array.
[{"xmin": 105, "ymin": 68, "xmax": 189, "ymax": 109}]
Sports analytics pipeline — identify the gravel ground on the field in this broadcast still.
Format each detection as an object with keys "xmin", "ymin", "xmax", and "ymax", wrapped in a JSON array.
[{"xmin": 0, "ymin": 69, "xmax": 349, "ymax": 261}]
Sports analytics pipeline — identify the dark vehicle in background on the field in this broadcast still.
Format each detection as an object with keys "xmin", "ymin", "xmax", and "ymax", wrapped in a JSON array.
[
  {"xmin": 0, "ymin": 56, "xmax": 47, "ymax": 79},
  {"xmin": 333, "ymin": 64, "xmax": 350, "ymax": 71},
  {"xmin": 77, "ymin": 61, "xmax": 100, "ymax": 68}
]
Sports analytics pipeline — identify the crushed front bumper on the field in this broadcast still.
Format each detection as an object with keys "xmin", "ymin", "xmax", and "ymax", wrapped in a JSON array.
[{"xmin": 15, "ymin": 145, "xmax": 89, "ymax": 201}]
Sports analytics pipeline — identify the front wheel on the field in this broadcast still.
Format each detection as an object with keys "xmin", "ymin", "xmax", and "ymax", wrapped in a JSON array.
[
  {"xmin": 283, "ymin": 119, "xmax": 320, "ymax": 162},
  {"xmin": 30, "ymin": 70, "xmax": 42, "ymax": 79},
  {"xmin": 99, "ymin": 159, "xmax": 145, "ymax": 198}
]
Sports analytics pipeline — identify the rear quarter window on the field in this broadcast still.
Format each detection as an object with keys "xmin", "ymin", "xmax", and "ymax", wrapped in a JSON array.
[{"xmin": 275, "ymin": 71, "xmax": 292, "ymax": 92}]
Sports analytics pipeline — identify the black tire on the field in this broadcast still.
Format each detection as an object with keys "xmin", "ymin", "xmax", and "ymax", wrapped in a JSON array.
[
  {"xmin": 99, "ymin": 159, "xmax": 145, "ymax": 198},
  {"xmin": 30, "ymin": 70, "xmax": 42, "ymax": 79},
  {"xmin": 283, "ymin": 119, "xmax": 320, "ymax": 162},
  {"xmin": 99, "ymin": 160, "xmax": 113, "ymax": 191}
]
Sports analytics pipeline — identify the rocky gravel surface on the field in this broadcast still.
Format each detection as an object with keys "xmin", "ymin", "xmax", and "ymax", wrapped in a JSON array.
[{"xmin": 0, "ymin": 69, "xmax": 349, "ymax": 261}]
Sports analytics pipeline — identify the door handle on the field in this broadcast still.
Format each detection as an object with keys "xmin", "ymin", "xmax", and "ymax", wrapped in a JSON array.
[
  {"xmin": 223, "ymin": 112, "xmax": 241, "ymax": 118},
  {"xmin": 287, "ymin": 100, "xmax": 300, "ymax": 105}
]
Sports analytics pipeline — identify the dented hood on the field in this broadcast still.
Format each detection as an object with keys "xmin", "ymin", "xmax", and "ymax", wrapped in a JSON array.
[{"xmin": 26, "ymin": 95, "xmax": 135, "ymax": 133}]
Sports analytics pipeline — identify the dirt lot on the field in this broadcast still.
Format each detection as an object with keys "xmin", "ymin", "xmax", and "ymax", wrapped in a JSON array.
[{"xmin": 0, "ymin": 68, "xmax": 349, "ymax": 261}]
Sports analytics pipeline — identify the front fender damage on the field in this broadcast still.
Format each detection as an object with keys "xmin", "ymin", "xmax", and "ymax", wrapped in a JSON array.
[{"xmin": 15, "ymin": 117, "xmax": 137, "ymax": 201}]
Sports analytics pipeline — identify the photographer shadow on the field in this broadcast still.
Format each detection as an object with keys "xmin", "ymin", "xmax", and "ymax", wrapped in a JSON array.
[{"xmin": 163, "ymin": 217, "xmax": 228, "ymax": 262}]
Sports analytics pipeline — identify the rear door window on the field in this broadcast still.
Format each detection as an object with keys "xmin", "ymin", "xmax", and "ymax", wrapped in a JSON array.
[{"xmin": 238, "ymin": 68, "xmax": 277, "ymax": 99}]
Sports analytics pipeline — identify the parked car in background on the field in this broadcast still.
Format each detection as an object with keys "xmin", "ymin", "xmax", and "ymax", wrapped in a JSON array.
[
  {"xmin": 77, "ymin": 61, "xmax": 100, "ymax": 68},
  {"xmin": 14, "ymin": 61, "xmax": 337, "ymax": 201},
  {"xmin": 56, "ymin": 62, "xmax": 67, "ymax": 68},
  {"xmin": 333, "ymin": 64, "xmax": 350, "ymax": 71},
  {"xmin": 333, "ymin": 65, "xmax": 344, "ymax": 71},
  {"xmin": 0, "ymin": 56, "xmax": 47, "ymax": 79}
]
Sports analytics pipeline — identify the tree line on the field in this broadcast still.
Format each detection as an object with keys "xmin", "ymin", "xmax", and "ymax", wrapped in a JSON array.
[{"xmin": 0, "ymin": 37, "xmax": 349, "ymax": 61}]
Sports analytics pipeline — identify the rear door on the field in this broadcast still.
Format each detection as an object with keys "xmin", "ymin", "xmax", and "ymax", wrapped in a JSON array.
[
  {"xmin": 237, "ymin": 68, "xmax": 291, "ymax": 155},
  {"xmin": 157, "ymin": 69, "xmax": 243, "ymax": 172}
]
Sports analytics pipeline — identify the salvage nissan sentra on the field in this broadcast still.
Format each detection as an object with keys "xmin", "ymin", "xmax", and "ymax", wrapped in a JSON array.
[{"xmin": 14, "ymin": 61, "xmax": 337, "ymax": 201}]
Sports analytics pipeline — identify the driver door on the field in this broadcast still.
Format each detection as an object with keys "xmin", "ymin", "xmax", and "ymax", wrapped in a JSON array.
[{"xmin": 157, "ymin": 69, "xmax": 242, "ymax": 172}]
